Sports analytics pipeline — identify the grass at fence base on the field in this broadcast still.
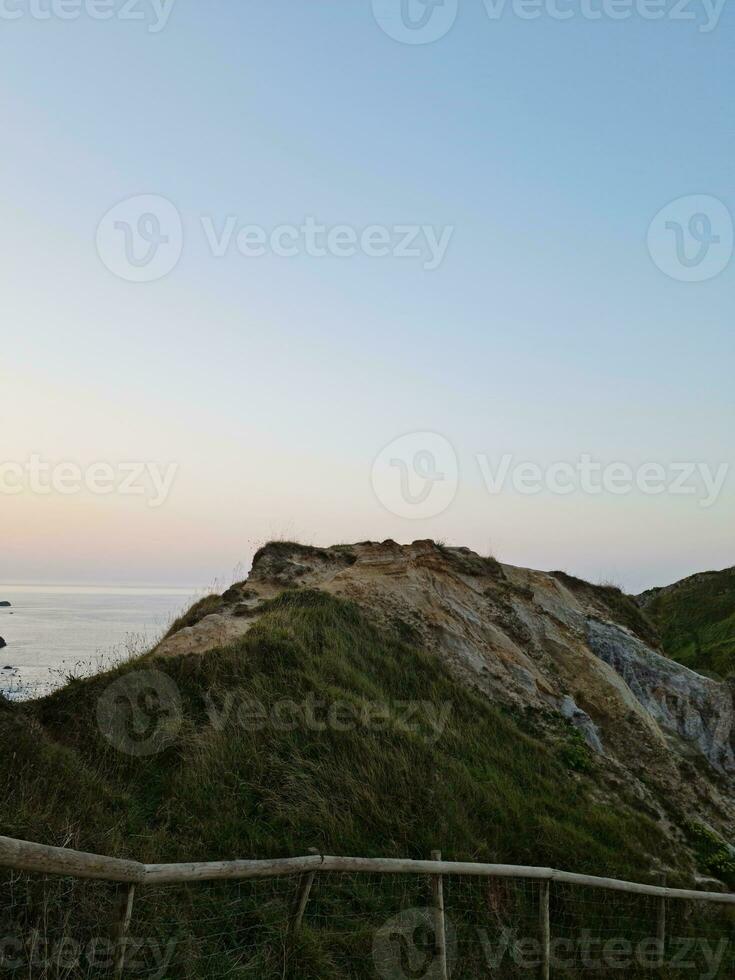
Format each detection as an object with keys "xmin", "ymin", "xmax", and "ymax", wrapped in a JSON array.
[
  {"xmin": 0, "ymin": 588, "xmax": 718, "ymax": 977},
  {"xmin": 4, "ymin": 870, "xmax": 735, "ymax": 979}
]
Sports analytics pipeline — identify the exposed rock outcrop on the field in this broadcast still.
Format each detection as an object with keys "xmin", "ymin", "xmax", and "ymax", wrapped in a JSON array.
[
  {"xmin": 587, "ymin": 619, "xmax": 735, "ymax": 774},
  {"xmin": 153, "ymin": 540, "xmax": 735, "ymax": 838}
]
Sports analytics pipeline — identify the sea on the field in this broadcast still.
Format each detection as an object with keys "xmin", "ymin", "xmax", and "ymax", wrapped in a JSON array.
[{"xmin": 0, "ymin": 584, "xmax": 200, "ymax": 700}]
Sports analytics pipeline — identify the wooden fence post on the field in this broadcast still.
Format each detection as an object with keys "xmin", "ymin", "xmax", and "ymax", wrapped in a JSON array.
[
  {"xmin": 656, "ymin": 873, "xmax": 667, "ymax": 968},
  {"xmin": 539, "ymin": 880, "xmax": 550, "ymax": 980},
  {"xmin": 290, "ymin": 848, "xmax": 319, "ymax": 937},
  {"xmin": 430, "ymin": 850, "xmax": 449, "ymax": 980},
  {"xmin": 112, "ymin": 882, "xmax": 136, "ymax": 980}
]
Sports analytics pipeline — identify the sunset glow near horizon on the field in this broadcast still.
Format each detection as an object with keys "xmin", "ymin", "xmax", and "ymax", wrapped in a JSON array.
[{"xmin": 1, "ymin": 2, "xmax": 732, "ymax": 594}]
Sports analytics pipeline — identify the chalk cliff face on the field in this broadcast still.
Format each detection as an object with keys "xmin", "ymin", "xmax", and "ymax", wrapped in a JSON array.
[
  {"xmin": 586, "ymin": 620, "xmax": 735, "ymax": 774},
  {"xmin": 154, "ymin": 540, "xmax": 735, "ymax": 836}
]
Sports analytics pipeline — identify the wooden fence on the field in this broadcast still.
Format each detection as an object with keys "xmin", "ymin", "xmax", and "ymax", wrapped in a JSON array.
[{"xmin": 2, "ymin": 834, "xmax": 734, "ymax": 979}]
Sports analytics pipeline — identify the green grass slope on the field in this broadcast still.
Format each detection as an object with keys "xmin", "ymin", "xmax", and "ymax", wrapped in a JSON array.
[
  {"xmin": 0, "ymin": 590, "xmax": 699, "ymax": 977},
  {"xmin": 2, "ymin": 590, "xmax": 669, "ymax": 873},
  {"xmin": 640, "ymin": 567, "xmax": 735, "ymax": 677}
]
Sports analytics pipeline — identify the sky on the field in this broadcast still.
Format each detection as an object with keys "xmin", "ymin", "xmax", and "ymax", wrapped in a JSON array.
[{"xmin": 0, "ymin": 0, "xmax": 732, "ymax": 593}]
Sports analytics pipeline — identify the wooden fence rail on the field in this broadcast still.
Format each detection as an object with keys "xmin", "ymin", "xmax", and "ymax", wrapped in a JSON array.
[
  {"xmin": 1, "ymin": 834, "xmax": 734, "ymax": 904},
  {"xmin": 3, "ymin": 834, "xmax": 735, "ymax": 979}
]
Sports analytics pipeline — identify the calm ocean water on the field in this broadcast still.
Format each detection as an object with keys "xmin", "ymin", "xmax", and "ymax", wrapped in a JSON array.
[{"xmin": 0, "ymin": 585, "xmax": 199, "ymax": 699}]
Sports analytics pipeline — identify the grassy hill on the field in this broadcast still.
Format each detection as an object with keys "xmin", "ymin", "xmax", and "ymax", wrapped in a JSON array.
[
  {"xmin": 1, "ymin": 588, "xmax": 691, "ymax": 977},
  {"xmin": 639, "ymin": 566, "xmax": 735, "ymax": 678}
]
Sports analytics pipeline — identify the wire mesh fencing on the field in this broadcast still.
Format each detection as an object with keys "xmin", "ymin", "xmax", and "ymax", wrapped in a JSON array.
[
  {"xmin": 3, "ymin": 850, "xmax": 735, "ymax": 978},
  {"xmin": 128, "ymin": 875, "xmax": 300, "ymax": 977},
  {"xmin": 0, "ymin": 868, "xmax": 119, "ymax": 978}
]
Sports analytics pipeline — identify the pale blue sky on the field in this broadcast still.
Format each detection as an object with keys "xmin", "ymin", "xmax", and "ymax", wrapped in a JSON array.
[{"xmin": 1, "ymin": 1, "xmax": 732, "ymax": 592}]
